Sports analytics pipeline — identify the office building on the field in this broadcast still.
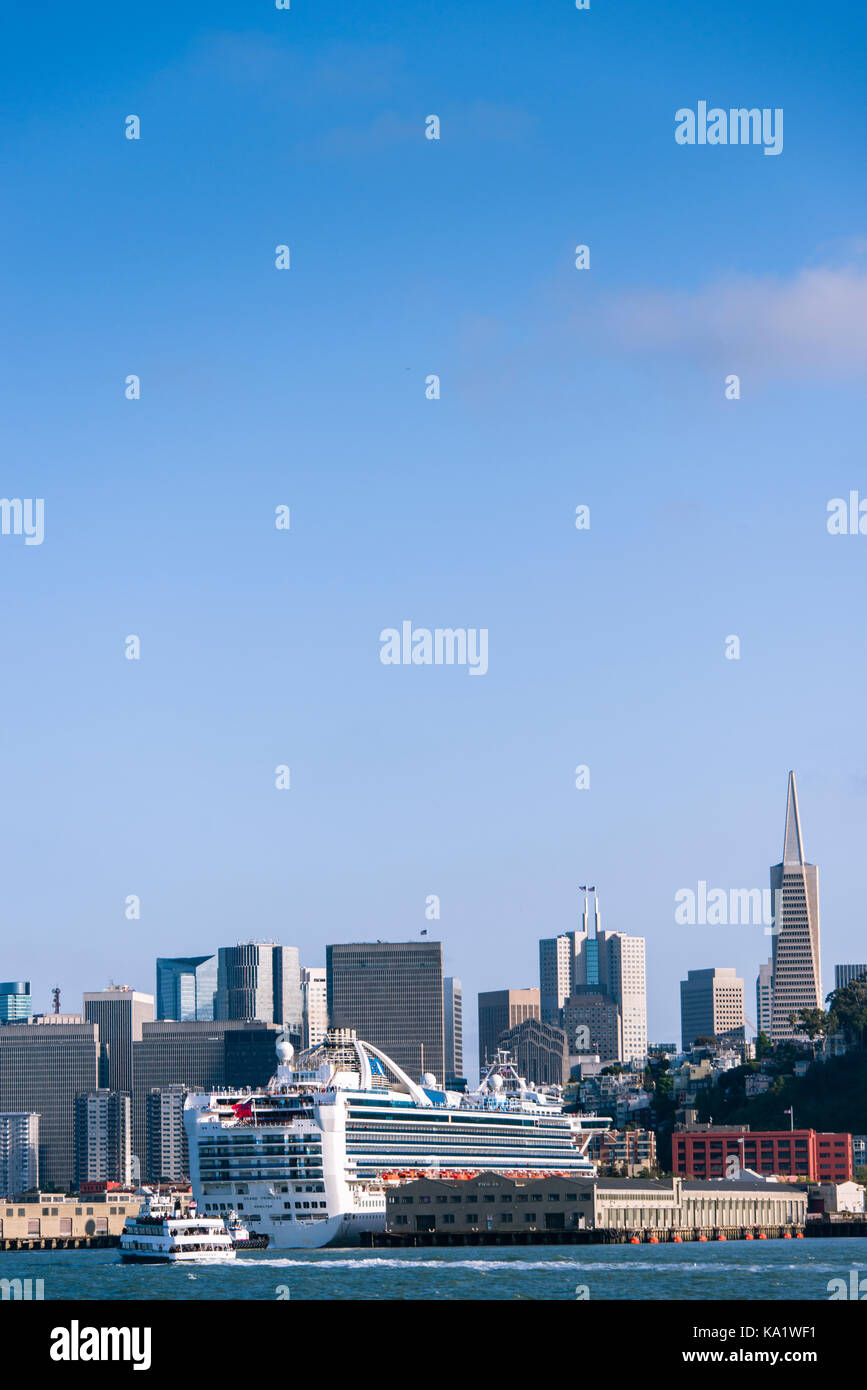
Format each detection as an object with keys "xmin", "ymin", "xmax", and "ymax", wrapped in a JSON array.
[
  {"xmin": 83, "ymin": 987, "xmax": 155, "ymax": 1095},
  {"xmin": 215, "ymin": 943, "xmax": 302, "ymax": 1040},
  {"xmin": 563, "ymin": 989, "xmax": 622, "ymax": 1064},
  {"xmin": 680, "ymin": 968, "xmax": 745, "ymax": 1050},
  {"xmin": 497, "ymin": 1016, "xmax": 568, "ymax": 1087},
  {"xmin": 443, "ymin": 977, "xmax": 463, "ymax": 1083},
  {"xmin": 756, "ymin": 959, "xmax": 773, "ymax": 1036},
  {"xmin": 75, "ymin": 1090, "xmax": 132, "ymax": 1188},
  {"xmin": 0, "ymin": 981, "xmax": 31, "ymax": 1022},
  {"xmin": 539, "ymin": 893, "xmax": 600, "ymax": 1022},
  {"xmin": 598, "ymin": 930, "xmax": 647, "ymax": 1063},
  {"xmin": 834, "ymin": 964, "xmax": 867, "ymax": 991},
  {"xmin": 326, "ymin": 940, "xmax": 445, "ymax": 1082},
  {"xmin": 0, "ymin": 1112, "xmax": 39, "ymax": 1195},
  {"xmin": 156, "ymin": 955, "xmax": 217, "ymax": 1021},
  {"xmin": 147, "ymin": 1085, "xmax": 188, "ymax": 1182},
  {"xmin": 301, "ymin": 967, "xmax": 328, "ymax": 1050},
  {"xmin": 0, "ymin": 1018, "xmax": 102, "ymax": 1190},
  {"xmin": 672, "ymin": 1127, "xmax": 852, "ymax": 1182},
  {"xmin": 132, "ymin": 1019, "xmax": 281, "ymax": 1179},
  {"xmin": 770, "ymin": 772, "xmax": 822, "ymax": 1041},
  {"xmin": 477, "ymin": 989, "xmax": 540, "ymax": 1069}
]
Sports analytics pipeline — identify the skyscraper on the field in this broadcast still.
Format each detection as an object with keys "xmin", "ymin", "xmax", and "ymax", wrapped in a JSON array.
[
  {"xmin": 497, "ymin": 1017, "xmax": 568, "ymax": 1087},
  {"xmin": 156, "ymin": 956, "xmax": 217, "ymax": 1021},
  {"xmin": 756, "ymin": 959, "xmax": 774, "ymax": 1036},
  {"xmin": 477, "ymin": 988, "xmax": 540, "ymax": 1068},
  {"xmin": 680, "ymin": 968, "xmax": 745, "ymax": 1050},
  {"xmin": 326, "ymin": 940, "xmax": 445, "ymax": 1082},
  {"xmin": 0, "ymin": 981, "xmax": 31, "ymax": 1022},
  {"xmin": 0, "ymin": 1113, "xmax": 39, "ymax": 1195},
  {"xmin": 562, "ymin": 989, "xmax": 622, "ymax": 1063},
  {"xmin": 132, "ymin": 1019, "xmax": 282, "ymax": 1180},
  {"xmin": 83, "ymin": 987, "xmax": 155, "ymax": 1095},
  {"xmin": 443, "ymin": 977, "xmax": 463, "ymax": 1083},
  {"xmin": 147, "ymin": 1085, "xmax": 188, "ymax": 1183},
  {"xmin": 301, "ymin": 967, "xmax": 328, "ymax": 1049},
  {"xmin": 770, "ymin": 772, "xmax": 822, "ymax": 1042},
  {"xmin": 834, "ymin": 964, "xmax": 867, "ymax": 990},
  {"xmin": 215, "ymin": 943, "xmax": 302, "ymax": 1040},
  {"xmin": 0, "ymin": 1017, "xmax": 102, "ymax": 1190},
  {"xmin": 598, "ymin": 931, "xmax": 647, "ymax": 1063},
  {"xmin": 75, "ymin": 1090, "xmax": 132, "ymax": 1188}
]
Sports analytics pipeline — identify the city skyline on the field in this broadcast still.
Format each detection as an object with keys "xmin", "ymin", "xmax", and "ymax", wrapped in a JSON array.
[{"xmin": 3, "ymin": 2, "xmax": 867, "ymax": 1087}]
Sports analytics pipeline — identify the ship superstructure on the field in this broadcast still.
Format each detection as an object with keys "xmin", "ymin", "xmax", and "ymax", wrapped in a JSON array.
[{"xmin": 184, "ymin": 1029, "xmax": 606, "ymax": 1249}]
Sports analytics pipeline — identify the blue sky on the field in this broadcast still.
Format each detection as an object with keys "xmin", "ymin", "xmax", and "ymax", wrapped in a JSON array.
[{"xmin": 2, "ymin": 1, "xmax": 867, "ymax": 1072}]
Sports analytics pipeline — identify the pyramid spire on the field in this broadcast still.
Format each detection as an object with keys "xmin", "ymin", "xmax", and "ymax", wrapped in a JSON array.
[{"xmin": 782, "ymin": 770, "xmax": 805, "ymax": 865}]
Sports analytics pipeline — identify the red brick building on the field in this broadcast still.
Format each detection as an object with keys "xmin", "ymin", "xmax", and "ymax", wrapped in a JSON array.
[{"xmin": 672, "ymin": 1128, "xmax": 852, "ymax": 1182}]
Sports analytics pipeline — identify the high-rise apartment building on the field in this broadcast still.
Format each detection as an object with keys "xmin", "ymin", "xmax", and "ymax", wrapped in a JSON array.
[
  {"xmin": 0, "ymin": 981, "xmax": 31, "ymax": 1022},
  {"xmin": 0, "ymin": 1018, "xmax": 102, "ymax": 1190},
  {"xmin": 215, "ymin": 943, "xmax": 302, "ymax": 1040},
  {"xmin": 834, "ymin": 964, "xmax": 867, "ymax": 990},
  {"xmin": 443, "ymin": 977, "xmax": 463, "ymax": 1083},
  {"xmin": 301, "ymin": 967, "xmax": 328, "ymax": 1049},
  {"xmin": 477, "ymin": 989, "xmax": 540, "ymax": 1068},
  {"xmin": 0, "ymin": 1112, "xmax": 39, "ymax": 1195},
  {"xmin": 326, "ymin": 940, "xmax": 445, "ymax": 1083},
  {"xmin": 156, "ymin": 956, "xmax": 217, "ymax": 1021},
  {"xmin": 75, "ymin": 1090, "xmax": 132, "ymax": 1188},
  {"xmin": 756, "ymin": 959, "xmax": 774, "ymax": 1036},
  {"xmin": 770, "ymin": 773, "xmax": 822, "ymax": 1041},
  {"xmin": 147, "ymin": 1085, "xmax": 188, "ymax": 1182},
  {"xmin": 131, "ymin": 1019, "xmax": 281, "ymax": 1180},
  {"xmin": 83, "ymin": 987, "xmax": 155, "ymax": 1095},
  {"xmin": 680, "ymin": 968, "xmax": 745, "ymax": 1050}
]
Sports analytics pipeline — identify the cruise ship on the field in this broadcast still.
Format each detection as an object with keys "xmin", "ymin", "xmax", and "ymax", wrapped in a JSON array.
[{"xmin": 184, "ymin": 1029, "xmax": 608, "ymax": 1249}]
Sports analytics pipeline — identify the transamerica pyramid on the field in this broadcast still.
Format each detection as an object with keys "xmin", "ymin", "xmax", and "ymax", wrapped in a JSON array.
[{"xmin": 769, "ymin": 772, "xmax": 822, "ymax": 1041}]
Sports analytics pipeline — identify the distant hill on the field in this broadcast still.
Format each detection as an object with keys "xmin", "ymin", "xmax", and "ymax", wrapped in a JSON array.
[{"xmin": 696, "ymin": 1052, "xmax": 867, "ymax": 1135}]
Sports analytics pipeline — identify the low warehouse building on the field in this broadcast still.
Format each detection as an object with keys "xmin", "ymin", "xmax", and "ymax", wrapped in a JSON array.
[{"xmin": 386, "ymin": 1171, "xmax": 807, "ymax": 1235}]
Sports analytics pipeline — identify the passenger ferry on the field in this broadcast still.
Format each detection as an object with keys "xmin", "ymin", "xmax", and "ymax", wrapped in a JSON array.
[
  {"xmin": 119, "ymin": 1190, "xmax": 236, "ymax": 1263},
  {"xmin": 184, "ymin": 1029, "xmax": 608, "ymax": 1249}
]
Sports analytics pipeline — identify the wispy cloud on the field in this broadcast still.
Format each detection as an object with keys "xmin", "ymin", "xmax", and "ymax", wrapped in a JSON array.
[{"xmin": 602, "ymin": 265, "xmax": 867, "ymax": 377}]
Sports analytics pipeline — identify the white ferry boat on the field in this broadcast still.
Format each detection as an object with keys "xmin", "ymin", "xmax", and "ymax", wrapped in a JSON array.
[
  {"xmin": 184, "ymin": 1029, "xmax": 608, "ymax": 1249},
  {"xmin": 119, "ymin": 1190, "xmax": 236, "ymax": 1263}
]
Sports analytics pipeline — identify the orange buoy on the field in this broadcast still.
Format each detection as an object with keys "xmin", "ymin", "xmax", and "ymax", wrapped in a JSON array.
[
  {"xmin": 745, "ymin": 1232, "xmax": 754, "ymax": 1240},
  {"xmin": 630, "ymin": 1236, "xmax": 640, "ymax": 1244},
  {"xmin": 698, "ymin": 1234, "xmax": 707, "ymax": 1242},
  {"xmin": 716, "ymin": 1234, "xmax": 727, "ymax": 1241},
  {"xmin": 783, "ymin": 1232, "xmax": 792, "ymax": 1239},
  {"xmin": 795, "ymin": 1231, "xmax": 804, "ymax": 1239},
  {"xmin": 648, "ymin": 1235, "xmax": 659, "ymax": 1244},
  {"xmin": 758, "ymin": 1233, "xmax": 766, "ymax": 1239},
  {"xmin": 672, "ymin": 1234, "xmax": 682, "ymax": 1243}
]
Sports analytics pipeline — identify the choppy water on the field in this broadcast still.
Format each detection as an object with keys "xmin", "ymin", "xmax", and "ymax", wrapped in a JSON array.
[{"xmin": 1, "ymin": 1237, "xmax": 865, "ymax": 1300}]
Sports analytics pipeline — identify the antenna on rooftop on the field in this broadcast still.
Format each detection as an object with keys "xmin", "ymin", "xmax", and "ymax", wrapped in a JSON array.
[{"xmin": 52, "ymin": 986, "xmax": 61, "ymax": 1014}]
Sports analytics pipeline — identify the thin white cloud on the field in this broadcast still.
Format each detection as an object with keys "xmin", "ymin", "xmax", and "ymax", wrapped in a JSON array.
[{"xmin": 604, "ymin": 266, "xmax": 867, "ymax": 376}]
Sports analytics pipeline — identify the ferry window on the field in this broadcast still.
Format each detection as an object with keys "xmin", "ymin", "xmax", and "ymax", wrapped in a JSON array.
[
  {"xmin": 443, "ymin": 1214, "xmax": 455, "ymax": 1224},
  {"xmin": 524, "ymin": 1214, "xmax": 535, "ymax": 1223},
  {"xmin": 436, "ymin": 1197, "xmax": 448, "ymax": 1204},
  {"xmin": 500, "ymin": 1195, "xmax": 513, "ymax": 1203},
  {"xmin": 501, "ymin": 1214, "xmax": 513, "ymax": 1223},
  {"xmin": 532, "ymin": 1195, "xmax": 542, "ymax": 1202},
  {"xmin": 547, "ymin": 1194, "xmax": 559, "ymax": 1201},
  {"xmin": 449, "ymin": 1197, "xmax": 461, "ymax": 1204},
  {"xmin": 517, "ymin": 1195, "xmax": 528, "ymax": 1203},
  {"xmin": 566, "ymin": 1194, "xmax": 577, "ymax": 1201},
  {"xmin": 467, "ymin": 1213, "xmax": 478, "ymax": 1223},
  {"xmin": 395, "ymin": 1216, "xmax": 408, "ymax": 1225},
  {"xmin": 420, "ymin": 1197, "xmax": 431, "ymax": 1204},
  {"xmin": 484, "ymin": 1196, "xmax": 495, "ymax": 1204},
  {"xmin": 466, "ymin": 1196, "xmax": 478, "ymax": 1204}
]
